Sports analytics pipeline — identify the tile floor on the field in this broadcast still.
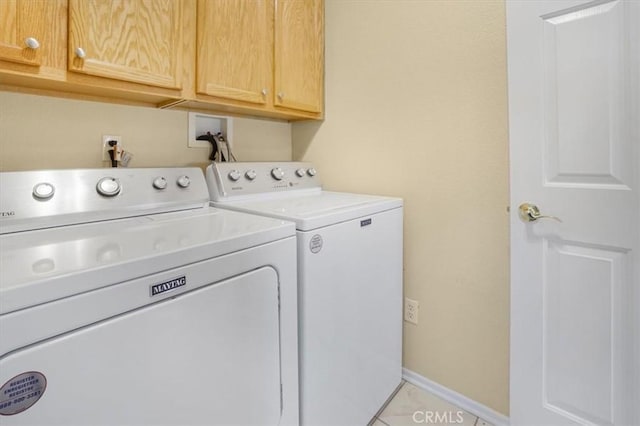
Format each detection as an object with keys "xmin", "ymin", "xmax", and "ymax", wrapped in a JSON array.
[{"xmin": 370, "ymin": 381, "xmax": 493, "ymax": 426}]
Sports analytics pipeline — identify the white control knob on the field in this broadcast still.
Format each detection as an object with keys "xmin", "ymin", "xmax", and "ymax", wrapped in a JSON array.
[
  {"xmin": 307, "ymin": 168, "xmax": 317, "ymax": 177},
  {"xmin": 96, "ymin": 177, "xmax": 121, "ymax": 197},
  {"xmin": 295, "ymin": 168, "xmax": 306, "ymax": 177},
  {"xmin": 271, "ymin": 167, "xmax": 285, "ymax": 181},
  {"xmin": 245, "ymin": 170, "xmax": 257, "ymax": 180},
  {"xmin": 152, "ymin": 177, "xmax": 167, "ymax": 190},
  {"xmin": 32, "ymin": 182, "xmax": 55, "ymax": 200},
  {"xmin": 176, "ymin": 175, "xmax": 191, "ymax": 188},
  {"xmin": 24, "ymin": 37, "xmax": 40, "ymax": 50},
  {"xmin": 228, "ymin": 170, "xmax": 241, "ymax": 181}
]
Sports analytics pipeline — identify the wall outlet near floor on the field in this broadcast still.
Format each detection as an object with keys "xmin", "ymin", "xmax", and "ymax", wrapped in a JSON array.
[
  {"xmin": 404, "ymin": 297, "xmax": 419, "ymax": 325},
  {"xmin": 102, "ymin": 135, "xmax": 122, "ymax": 161}
]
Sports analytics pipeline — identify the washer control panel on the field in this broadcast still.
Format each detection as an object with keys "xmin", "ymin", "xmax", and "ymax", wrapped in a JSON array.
[
  {"xmin": 207, "ymin": 162, "xmax": 321, "ymax": 201},
  {"xmin": 0, "ymin": 168, "xmax": 210, "ymax": 234}
]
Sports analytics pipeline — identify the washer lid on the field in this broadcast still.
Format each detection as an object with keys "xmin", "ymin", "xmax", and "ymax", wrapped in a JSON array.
[
  {"xmin": 216, "ymin": 191, "xmax": 403, "ymax": 231},
  {"xmin": 0, "ymin": 207, "xmax": 294, "ymax": 314}
]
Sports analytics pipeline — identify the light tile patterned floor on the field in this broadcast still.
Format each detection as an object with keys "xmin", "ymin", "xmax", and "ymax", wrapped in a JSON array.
[{"xmin": 371, "ymin": 381, "xmax": 493, "ymax": 426}]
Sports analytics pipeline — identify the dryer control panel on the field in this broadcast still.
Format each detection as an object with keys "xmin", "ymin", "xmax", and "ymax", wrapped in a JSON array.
[
  {"xmin": 207, "ymin": 162, "xmax": 322, "ymax": 201},
  {"xmin": 0, "ymin": 168, "xmax": 210, "ymax": 234}
]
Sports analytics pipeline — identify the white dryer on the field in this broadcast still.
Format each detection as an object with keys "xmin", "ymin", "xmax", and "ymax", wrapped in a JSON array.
[
  {"xmin": 206, "ymin": 162, "xmax": 403, "ymax": 426},
  {"xmin": 0, "ymin": 167, "xmax": 299, "ymax": 426}
]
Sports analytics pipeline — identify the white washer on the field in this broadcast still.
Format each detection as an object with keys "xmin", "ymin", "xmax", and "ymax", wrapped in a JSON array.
[
  {"xmin": 0, "ymin": 167, "xmax": 299, "ymax": 426},
  {"xmin": 206, "ymin": 162, "xmax": 403, "ymax": 426}
]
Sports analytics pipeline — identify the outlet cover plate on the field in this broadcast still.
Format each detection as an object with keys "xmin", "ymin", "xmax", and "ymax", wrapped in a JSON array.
[{"xmin": 404, "ymin": 297, "xmax": 419, "ymax": 325}]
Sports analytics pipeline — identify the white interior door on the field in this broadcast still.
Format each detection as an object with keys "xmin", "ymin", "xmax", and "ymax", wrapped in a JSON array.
[{"xmin": 507, "ymin": 1, "xmax": 639, "ymax": 425}]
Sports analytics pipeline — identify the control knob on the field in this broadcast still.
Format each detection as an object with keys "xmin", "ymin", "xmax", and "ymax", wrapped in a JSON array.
[
  {"xmin": 245, "ymin": 170, "xmax": 257, "ymax": 181},
  {"xmin": 271, "ymin": 167, "xmax": 285, "ymax": 181},
  {"xmin": 307, "ymin": 168, "xmax": 317, "ymax": 177},
  {"xmin": 33, "ymin": 182, "xmax": 55, "ymax": 200},
  {"xmin": 176, "ymin": 175, "xmax": 191, "ymax": 188},
  {"xmin": 295, "ymin": 168, "xmax": 306, "ymax": 177},
  {"xmin": 153, "ymin": 177, "xmax": 167, "ymax": 190},
  {"xmin": 96, "ymin": 177, "xmax": 121, "ymax": 197},
  {"xmin": 228, "ymin": 170, "xmax": 241, "ymax": 182}
]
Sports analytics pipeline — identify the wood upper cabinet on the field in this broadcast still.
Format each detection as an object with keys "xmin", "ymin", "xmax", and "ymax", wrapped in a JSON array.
[
  {"xmin": 0, "ymin": 0, "xmax": 45, "ymax": 66},
  {"xmin": 195, "ymin": 0, "xmax": 323, "ymax": 117},
  {"xmin": 0, "ymin": 0, "xmax": 323, "ymax": 120},
  {"xmin": 196, "ymin": 0, "xmax": 272, "ymax": 105},
  {"xmin": 68, "ymin": 0, "xmax": 183, "ymax": 89},
  {"xmin": 274, "ymin": 0, "xmax": 323, "ymax": 113}
]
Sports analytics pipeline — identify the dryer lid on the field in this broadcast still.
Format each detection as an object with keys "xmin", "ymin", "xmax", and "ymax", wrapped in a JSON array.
[{"xmin": 0, "ymin": 207, "xmax": 294, "ymax": 314}]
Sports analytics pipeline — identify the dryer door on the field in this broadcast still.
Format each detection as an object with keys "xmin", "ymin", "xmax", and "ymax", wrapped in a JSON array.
[{"xmin": 0, "ymin": 267, "xmax": 281, "ymax": 425}]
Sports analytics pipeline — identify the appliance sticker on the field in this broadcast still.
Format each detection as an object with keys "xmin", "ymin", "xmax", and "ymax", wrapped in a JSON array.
[
  {"xmin": 150, "ymin": 276, "xmax": 186, "ymax": 297},
  {"xmin": 0, "ymin": 372, "xmax": 47, "ymax": 416},
  {"xmin": 309, "ymin": 234, "xmax": 323, "ymax": 254},
  {"xmin": 360, "ymin": 218, "xmax": 372, "ymax": 227}
]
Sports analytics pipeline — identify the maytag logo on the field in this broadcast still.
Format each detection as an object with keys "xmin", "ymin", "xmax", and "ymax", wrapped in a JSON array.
[
  {"xmin": 360, "ymin": 218, "xmax": 372, "ymax": 227},
  {"xmin": 150, "ymin": 276, "xmax": 186, "ymax": 297},
  {"xmin": 0, "ymin": 211, "xmax": 16, "ymax": 218}
]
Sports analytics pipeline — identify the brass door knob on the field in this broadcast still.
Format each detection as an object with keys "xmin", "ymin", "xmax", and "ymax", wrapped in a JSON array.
[{"xmin": 518, "ymin": 203, "xmax": 562, "ymax": 223}]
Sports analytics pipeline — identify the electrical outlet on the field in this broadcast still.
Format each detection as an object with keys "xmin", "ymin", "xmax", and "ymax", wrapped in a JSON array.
[
  {"xmin": 404, "ymin": 297, "xmax": 419, "ymax": 325},
  {"xmin": 102, "ymin": 135, "xmax": 122, "ymax": 162}
]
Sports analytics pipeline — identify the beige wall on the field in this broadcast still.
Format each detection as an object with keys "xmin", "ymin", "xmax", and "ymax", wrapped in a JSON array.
[
  {"xmin": 1, "ymin": 0, "xmax": 511, "ymax": 415},
  {"xmin": 293, "ymin": 0, "xmax": 510, "ymax": 415},
  {"xmin": 0, "ymin": 91, "xmax": 292, "ymax": 172}
]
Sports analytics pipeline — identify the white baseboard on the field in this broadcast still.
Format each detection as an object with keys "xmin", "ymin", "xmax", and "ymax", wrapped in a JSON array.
[{"xmin": 402, "ymin": 368, "xmax": 510, "ymax": 426}]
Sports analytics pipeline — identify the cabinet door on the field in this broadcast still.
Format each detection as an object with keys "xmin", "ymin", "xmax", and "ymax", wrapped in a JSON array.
[
  {"xmin": 274, "ymin": 0, "xmax": 323, "ymax": 113},
  {"xmin": 68, "ymin": 0, "xmax": 182, "ymax": 89},
  {"xmin": 0, "ymin": 0, "xmax": 44, "ymax": 66},
  {"xmin": 196, "ymin": 0, "xmax": 272, "ymax": 105}
]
